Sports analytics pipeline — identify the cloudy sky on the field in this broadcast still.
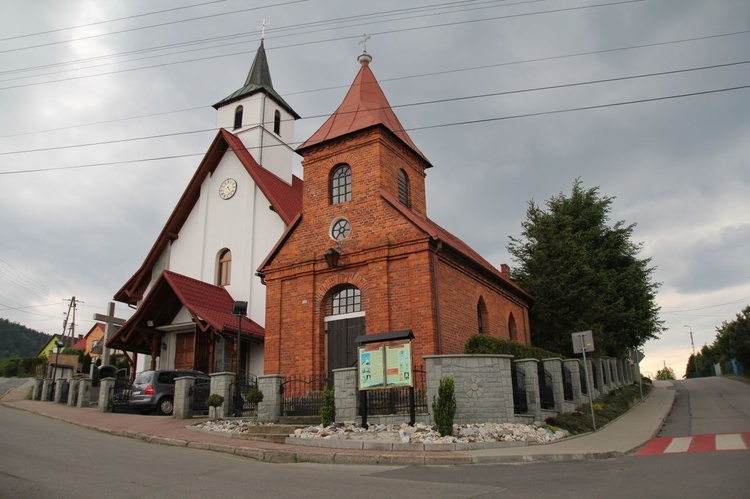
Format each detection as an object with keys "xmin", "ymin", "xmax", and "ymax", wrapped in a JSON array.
[{"xmin": 1, "ymin": 0, "xmax": 748, "ymax": 378}]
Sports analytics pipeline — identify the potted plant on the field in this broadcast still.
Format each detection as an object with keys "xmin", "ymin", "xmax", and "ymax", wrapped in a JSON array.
[{"xmin": 206, "ymin": 393, "xmax": 225, "ymax": 420}]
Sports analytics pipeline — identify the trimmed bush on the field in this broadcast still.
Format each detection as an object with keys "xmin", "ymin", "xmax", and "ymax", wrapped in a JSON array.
[
  {"xmin": 245, "ymin": 388, "xmax": 264, "ymax": 405},
  {"xmin": 320, "ymin": 386, "xmax": 335, "ymax": 426},
  {"xmin": 464, "ymin": 334, "xmax": 563, "ymax": 360},
  {"xmin": 205, "ymin": 393, "xmax": 224, "ymax": 408},
  {"xmin": 432, "ymin": 377, "xmax": 456, "ymax": 437}
]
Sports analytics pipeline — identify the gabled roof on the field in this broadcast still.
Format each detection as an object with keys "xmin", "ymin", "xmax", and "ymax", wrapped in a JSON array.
[
  {"xmin": 114, "ymin": 129, "xmax": 302, "ymax": 305},
  {"xmin": 108, "ymin": 270, "xmax": 264, "ymax": 353},
  {"xmin": 72, "ymin": 336, "xmax": 87, "ymax": 350},
  {"xmin": 213, "ymin": 39, "xmax": 300, "ymax": 119},
  {"xmin": 297, "ymin": 53, "xmax": 431, "ymax": 166},
  {"xmin": 83, "ymin": 322, "xmax": 105, "ymax": 339},
  {"xmin": 380, "ymin": 188, "xmax": 534, "ymax": 303}
]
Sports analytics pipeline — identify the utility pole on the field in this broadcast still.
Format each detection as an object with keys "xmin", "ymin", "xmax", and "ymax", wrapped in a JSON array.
[{"xmin": 684, "ymin": 325, "xmax": 698, "ymax": 378}]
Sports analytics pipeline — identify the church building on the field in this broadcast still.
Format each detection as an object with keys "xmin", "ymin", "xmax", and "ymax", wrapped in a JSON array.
[
  {"xmin": 107, "ymin": 38, "xmax": 533, "ymax": 382},
  {"xmin": 259, "ymin": 49, "xmax": 533, "ymax": 381},
  {"xmin": 108, "ymin": 40, "xmax": 301, "ymax": 378}
]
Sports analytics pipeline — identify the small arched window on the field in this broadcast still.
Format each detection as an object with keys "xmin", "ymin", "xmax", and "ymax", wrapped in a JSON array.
[
  {"xmin": 330, "ymin": 164, "xmax": 352, "ymax": 205},
  {"xmin": 508, "ymin": 313, "xmax": 517, "ymax": 342},
  {"xmin": 217, "ymin": 249, "xmax": 232, "ymax": 286},
  {"xmin": 477, "ymin": 297, "xmax": 488, "ymax": 334},
  {"xmin": 397, "ymin": 169, "xmax": 410, "ymax": 206},
  {"xmin": 233, "ymin": 106, "xmax": 243, "ymax": 130},
  {"xmin": 332, "ymin": 286, "xmax": 361, "ymax": 315},
  {"xmin": 273, "ymin": 110, "xmax": 281, "ymax": 135}
]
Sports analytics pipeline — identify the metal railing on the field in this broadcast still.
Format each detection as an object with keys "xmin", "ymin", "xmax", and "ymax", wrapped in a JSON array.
[
  {"xmin": 365, "ymin": 366, "xmax": 427, "ymax": 416},
  {"xmin": 562, "ymin": 365, "xmax": 574, "ymax": 402},
  {"xmin": 511, "ymin": 366, "xmax": 528, "ymax": 414},
  {"xmin": 190, "ymin": 378, "xmax": 211, "ymax": 417},
  {"xmin": 229, "ymin": 375, "xmax": 260, "ymax": 417},
  {"xmin": 280, "ymin": 375, "xmax": 330, "ymax": 417},
  {"xmin": 538, "ymin": 363, "xmax": 555, "ymax": 410}
]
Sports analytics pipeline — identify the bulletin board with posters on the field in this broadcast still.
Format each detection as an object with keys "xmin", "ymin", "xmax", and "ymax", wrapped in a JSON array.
[{"xmin": 358, "ymin": 340, "xmax": 413, "ymax": 390}]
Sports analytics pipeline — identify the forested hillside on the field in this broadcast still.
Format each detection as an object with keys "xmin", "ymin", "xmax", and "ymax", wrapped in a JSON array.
[{"xmin": 0, "ymin": 318, "xmax": 51, "ymax": 359}]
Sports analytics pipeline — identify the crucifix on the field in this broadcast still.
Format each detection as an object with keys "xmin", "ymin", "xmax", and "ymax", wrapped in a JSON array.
[
  {"xmin": 93, "ymin": 302, "xmax": 126, "ymax": 366},
  {"xmin": 259, "ymin": 19, "xmax": 269, "ymax": 40},
  {"xmin": 359, "ymin": 33, "xmax": 370, "ymax": 52}
]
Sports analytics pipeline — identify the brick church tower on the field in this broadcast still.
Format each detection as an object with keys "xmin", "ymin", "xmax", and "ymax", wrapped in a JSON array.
[{"xmin": 259, "ymin": 50, "xmax": 533, "ymax": 380}]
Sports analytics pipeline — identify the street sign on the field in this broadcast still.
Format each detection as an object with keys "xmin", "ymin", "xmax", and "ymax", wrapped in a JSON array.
[
  {"xmin": 630, "ymin": 349, "xmax": 645, "ymax": 364},
  {"xmin": 572, "ymin": 330, "xmax": 595, "ymax": 353}
]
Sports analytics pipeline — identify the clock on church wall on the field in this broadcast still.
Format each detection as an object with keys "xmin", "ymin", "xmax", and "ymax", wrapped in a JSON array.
[{"xmin": 219, "ymin": 178, "xmax": 237, "ymax": 200}]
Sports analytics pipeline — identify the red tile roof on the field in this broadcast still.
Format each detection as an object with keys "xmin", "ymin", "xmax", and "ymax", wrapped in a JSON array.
[{"xmin": 297, "ymin": 56, "xmax": 431, "ymax": 166}]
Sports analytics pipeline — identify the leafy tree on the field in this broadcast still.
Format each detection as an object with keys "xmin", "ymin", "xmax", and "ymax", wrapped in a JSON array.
[
  {"xmin": 655, "ymin": 366, "xmax": 676, "ymax": 380},
  {"xmin": 507, "ymin": 180, "xmax": 663, "ymax": 357},
  {"xmin": 714, "ymin": 306, "xmax": 750, "ymax": 368}
]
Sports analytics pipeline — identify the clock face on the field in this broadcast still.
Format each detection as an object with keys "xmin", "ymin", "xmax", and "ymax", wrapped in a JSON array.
[{"xmin": 219, "ymin": 178, "xmax": 237, "ymax": 200}]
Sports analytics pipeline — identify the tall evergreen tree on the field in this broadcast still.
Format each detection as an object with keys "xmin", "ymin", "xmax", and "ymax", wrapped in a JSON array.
[{"xmin": 507, "ymin": 180, "xmax": 663, "ymax": 357}]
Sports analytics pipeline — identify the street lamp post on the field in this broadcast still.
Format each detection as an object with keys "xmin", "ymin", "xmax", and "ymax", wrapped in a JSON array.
[
  {"xmin": 684, "ymin": 325, "xmax": 698, "ymax": 378},
  {"xmin": 51, "ymin": 339, "xmax": 64, "ymax": 400},
  {"xmin": 232, "ymin": 301, "xmax": 248, "ymax": 417}
]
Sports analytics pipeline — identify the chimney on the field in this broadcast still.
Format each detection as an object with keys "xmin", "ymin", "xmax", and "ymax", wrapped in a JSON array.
[{"xmin": 500, "ymin": 264, "xmax": 510, "ymax": 277}]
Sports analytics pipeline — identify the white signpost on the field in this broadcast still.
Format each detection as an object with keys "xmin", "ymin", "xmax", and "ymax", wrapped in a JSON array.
[{"xmin": 572, "ymin": 330, "xmax": 597, "ymax": 431}]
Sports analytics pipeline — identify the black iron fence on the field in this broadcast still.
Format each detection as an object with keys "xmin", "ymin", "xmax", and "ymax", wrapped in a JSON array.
[
  {"xmin": 365, "ymin": 366, "xmax": 427, "ymax": 416},
  {"xmin": 109, "ymin": 373, "xmax": 133, "ymax": 412},
  {"xmin": 538, "ymin": 363, "xmax": 555, "ymax": 410},
  {"xmin": 591, "ymin": 363, "xmax": 599, "ymax": 390},
  {"xmin": 229, "ymin": 375, "xmax": 260, "ymax": 417},
  {"xmin": 579, "ymin": 365, "xmax": 588, "ymax": 395},
  {"xmin": 57, "ymin": 379, "xmax": 70, "ymax": 403},
  {"xmin": 280, "ymin": 375, "xmax": 331, "ymax": 417},
  {"xmin": 191, "ymin": 378, "xmax": 211, "ymax": 417},
  {"xmin": 511, "ymin": 365, "xmax": 528, "ymax": 414},
  {"xmin": 562, "ymin": 365, "xmax": 574, "ymax": 402}
]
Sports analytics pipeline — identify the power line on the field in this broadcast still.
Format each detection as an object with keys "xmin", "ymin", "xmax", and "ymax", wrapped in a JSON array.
[
  {"xmin": 1, "ymin": 58, "xmax": 747, "ymax": 157},
  {"xmin": 2, "ymin": 82, "xmax": 747, "ymax": 176}
]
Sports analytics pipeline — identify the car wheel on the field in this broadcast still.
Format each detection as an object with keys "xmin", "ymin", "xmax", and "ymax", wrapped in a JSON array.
[{"xmin": 157, "ymin": 397, "xmax": 173, "ymax": 415}]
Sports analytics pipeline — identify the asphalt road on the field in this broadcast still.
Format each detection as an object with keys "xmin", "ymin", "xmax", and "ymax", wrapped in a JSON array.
[{"xmin": 1, "ymin": 377, "xmax": 749, "ymax": 498}]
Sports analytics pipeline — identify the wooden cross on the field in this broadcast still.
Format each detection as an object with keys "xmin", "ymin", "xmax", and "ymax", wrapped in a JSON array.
[
  {"xmin": 359, "ymin": 33, "xmax": 370, "ymax": 52},
  {"xmin": 92, "ymin": 302, "xmax": 126, "ymax": 366},
  {"xmin": 259, "ymin": 19, "xmax": 269, "ymax": 39}
]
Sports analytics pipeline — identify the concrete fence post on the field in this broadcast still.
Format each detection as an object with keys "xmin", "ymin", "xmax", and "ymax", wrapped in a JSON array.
[
  {"xmin": 173, "ymin": 376, "xmax": 196, "ymax": 420},
  {"xmin": 257, "ymin": 375, "xmax": 284, "ymax": 423},
  {"xmin": 77, "ymin": 378, "xmax": 92, "ymax": 408},
  {"xmin": 333, "ymin": 367, "xmax": 358, "ymax": 423},
  {"xmin": 210, "ymin": 372, "xmax": 235, "ymax": 420},
  {"xmin": 99, "ymin": 378, "xmax": 115, "ymax": 413}
]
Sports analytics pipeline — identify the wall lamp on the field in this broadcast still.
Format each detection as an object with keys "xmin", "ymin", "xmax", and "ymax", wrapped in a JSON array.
[{"xmin": 324, "ymin": 248, "xmax": 340, "ymax": 268}]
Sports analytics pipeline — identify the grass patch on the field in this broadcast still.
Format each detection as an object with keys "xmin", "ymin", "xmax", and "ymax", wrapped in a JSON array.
[{"xmin": 545, "ymin": 381, "xmax": 653, "ymax": 434}]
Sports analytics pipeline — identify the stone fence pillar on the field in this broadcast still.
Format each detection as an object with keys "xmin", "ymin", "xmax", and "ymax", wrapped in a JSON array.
[
  {"xmin": 333, "ymin": 367, "xmax": 357, "ymax": 423},
  {"xmin": 592, "ymin": 358, "xmax": 606, "ymax": 394},
  {"xmin": 99, "ymin": 378, "xmax": 115, "ymax": 413},
  {"xmin": 77, "ymin": 378, "xmax": 92, "ymax": 408},
  {"xmin": 514, "ymin": 358, "xmax": 541, "ymax": 421},
  {"xmin": 42, "ymin": 378, "xmax": 53, "ymax": 401},
  {"xmin": 257, "ymin": 375, "xmax": 284, "ymax": 423},
  {"xmin": 33, "ymin": 378, "xmax": 44, "ymax": 400},
  {"xmin": 542, "ymin": 358, "xmax": 564, "ymax": 413},
  {"xmin": 563, "ymin": 359, "xmax": 584, "ymax": 406},
  {"xmin": 67, "ymin": 378, "xmax": 80, "ymax": 406},
  {"xmin": 53, "ymin": 379, "xmax": 67, "ymax": 403},
  {"xmin": 609, "ymin": 358, "xmax": 621, "ymax": 387},
  {"xmin": 174, "ymin": 376, "xmax": 196, "ymax": 420},
  {"xmin": 210, "ymin": 372, "xmax": 235, "ymax": 419}
]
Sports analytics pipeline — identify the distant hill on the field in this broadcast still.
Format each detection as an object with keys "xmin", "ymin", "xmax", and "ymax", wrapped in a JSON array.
[{"xmin": 0, "ymin": 318, "xmax": 52, "ymax": 359}]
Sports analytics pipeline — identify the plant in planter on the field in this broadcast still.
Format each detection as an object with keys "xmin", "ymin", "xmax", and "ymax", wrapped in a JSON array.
[
  {"xmin": 245, "ymin": 387, "xmax": 264, "ymax": 405},
  {"xmin": 320, "ymin": 386, "xmax": 335, "ymax": 427},
  {"xmin": 206, "ymin": 393, "xmax": 225, "ymax": 420}
]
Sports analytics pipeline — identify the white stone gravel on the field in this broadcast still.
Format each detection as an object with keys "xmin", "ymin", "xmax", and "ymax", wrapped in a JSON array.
[{"xmin": 195, "ymin": 420, "xmax": 569, "ymax": 444}]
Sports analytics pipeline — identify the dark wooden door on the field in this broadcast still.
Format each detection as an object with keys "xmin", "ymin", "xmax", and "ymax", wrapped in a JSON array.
[
  {"xmin": 175, "ymin": 332, "xmax": 195, "ymax": 370},
  {"xmin": 327, "ymin": 316, "xmax": 365, "ymax": 380}
]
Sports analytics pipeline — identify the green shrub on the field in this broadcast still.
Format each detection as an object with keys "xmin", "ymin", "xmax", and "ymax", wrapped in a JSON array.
[
  {"xmin": 432, "ymin": 377, "xmax": 456, "ymax": 437},
  {"xmin": 320, "ymin": 386, "xmax": 335, "ymax": 426},
  {"xmin": 245, "ymin": 388, "xmax": 264, "ymax": 405},
  {"xmin": 464, "ymin": 334, "xmax": 563, "ymax": 360},
  {"xmin": 205, "ymin": 393, "xmax": 224, "ymax": 408}
]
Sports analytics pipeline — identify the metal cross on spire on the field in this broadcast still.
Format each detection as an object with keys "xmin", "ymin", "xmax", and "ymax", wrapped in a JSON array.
[
  {"xmin": 359, "ymin": 33, "xmax": 371, "ymax": 52},
  {"xmin": 259, "ymin": 19, "xmax": 269, "ymax": 39}
]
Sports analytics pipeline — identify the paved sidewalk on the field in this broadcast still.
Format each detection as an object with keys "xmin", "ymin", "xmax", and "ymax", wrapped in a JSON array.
[{"xmin": 1, "ymin": 379, "xmax": 675, "ymax": 466}]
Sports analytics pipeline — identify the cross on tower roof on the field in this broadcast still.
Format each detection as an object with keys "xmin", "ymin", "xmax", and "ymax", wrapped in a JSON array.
[
  {"xmin": 359, "ymin": 33, "xmax": 370, "ymax": 53},
  {"xmin": 259, "ymin": 19, "xmax": 269, "ymax": 39}
]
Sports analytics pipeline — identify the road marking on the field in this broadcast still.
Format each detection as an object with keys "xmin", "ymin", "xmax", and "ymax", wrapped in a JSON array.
[
  {"xmin": 715, "ymin": 433, "xmax": 746, "ymax": 451},
  {"xmin": 636, "ymin": 433, "xmax": 750, "ymax": 456}
]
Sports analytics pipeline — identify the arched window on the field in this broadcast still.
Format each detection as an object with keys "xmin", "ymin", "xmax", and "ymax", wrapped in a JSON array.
[
  {"xmin": 233, "ymin": 106, "xmax": 243, "ymax": 129},
  {"xmin": 508, "ymin": 313, "xmax": 518, "ymax": 342},
  {"xmin": 332, "ymin": 286, "xmax": 361, "ymax": 315},
  {"xmin": 397, "ymin": 169, "xmax": 410, "ymax": 206},
  {"xmin": 273, "ymin": 110, "xmax": 281, "ymax": 135},
  {"xmin": 330, "ymin": 164, "xmax": 352, "ymax": 205},
  {"xmin": 477, "ymin": 297, "xmax": 488, "ymax": 334},
  {"xmin": 217, "ymin": 249, "xmax": 232, "ymax": 286}
]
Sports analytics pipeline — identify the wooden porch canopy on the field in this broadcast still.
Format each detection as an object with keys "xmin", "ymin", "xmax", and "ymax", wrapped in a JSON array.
[{"xmin": 107, "ymin": 270, "xmax": 264, "ymax": 361}]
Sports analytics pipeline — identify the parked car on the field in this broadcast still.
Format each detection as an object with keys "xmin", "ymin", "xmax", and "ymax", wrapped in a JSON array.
[{"xmin": 130, "ymin": 369, "xmax": 209, "ymax": 415}]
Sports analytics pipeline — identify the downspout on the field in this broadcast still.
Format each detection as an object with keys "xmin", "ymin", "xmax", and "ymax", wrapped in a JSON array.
[{"xmin": 430, "ymin": 240, "xmax": 443, "ymax": 354}]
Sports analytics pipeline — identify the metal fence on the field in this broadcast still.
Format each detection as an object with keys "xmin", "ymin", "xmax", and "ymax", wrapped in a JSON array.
[
  {"xmin": 365, "ymin": 366, "xmax": 427, "ymax": 416},
  {"xmin": 57, "ymin": 379, "xmax": 70, "ymax": 403},
  {"xmin": 191, "ymin": 378, "xmax": 211, "ymax": 417},
  {"xmin": 229, "ymin": 375, "xmax": 260, "ymax": 417},
  {"xmin": 280, "ymin": 375, "xmax": 331, "ymax": 417},
  {"xmin": 538, "ymin": 363, "xmax": 555, "ymax": 410},
  {"xmin": 562, "ymin": 365, "xmax": 574, "ymax": 402},
  {"xmin": 511, "ymin": 365, "xmax": 528, "ymax": 414},
  {"xmin": 591, "ymin": 363, "xmax": 599, "ymax": 390},
  {"xmin": 579, "ymin": 365, "xmax": 588, "ymax": 395}
]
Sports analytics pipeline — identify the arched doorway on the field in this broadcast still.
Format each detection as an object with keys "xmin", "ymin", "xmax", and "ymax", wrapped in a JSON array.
[{"xmin": 324, "ymin": 285, "xmax": 365, "ymax": 380}]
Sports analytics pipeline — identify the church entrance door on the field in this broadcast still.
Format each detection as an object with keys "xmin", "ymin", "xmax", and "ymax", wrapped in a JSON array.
[{"xmin": 326, "ymin": 316, "xmax": 364, "ymax": 381}]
